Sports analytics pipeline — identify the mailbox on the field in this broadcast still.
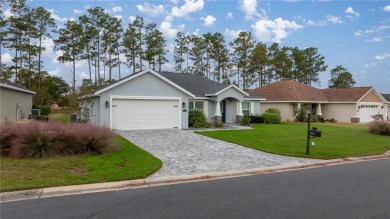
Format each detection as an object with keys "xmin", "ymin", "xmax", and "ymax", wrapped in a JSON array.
[{"xmin": 309, "ymin": 127, "xmax": 321, "ymax": 137}]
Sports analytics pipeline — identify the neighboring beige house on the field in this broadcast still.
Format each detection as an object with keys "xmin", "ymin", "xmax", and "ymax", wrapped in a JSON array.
[
  {"xmin": 0, "ymin": 79, "xmax": 36, "ymax": 123},
  {"xmin": 250, "ymin": 80, "xmax": 387, "ymax": 123}
]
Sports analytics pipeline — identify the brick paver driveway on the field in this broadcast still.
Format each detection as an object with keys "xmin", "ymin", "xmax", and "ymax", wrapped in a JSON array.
[{"xmin": 118, "ymin": 129, "xmax": 317, "ymax": 179}]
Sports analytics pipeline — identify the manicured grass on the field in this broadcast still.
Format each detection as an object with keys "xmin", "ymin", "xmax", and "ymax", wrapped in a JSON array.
[
  {"xmin": 0, "ymin": 136, "xmax": 162, "ymax": 192},
  {"xmin": 48, "ymin": 113, "xmax": 71, "ymax": 123},
  {"xmin": 197, "ymin": 123, "xmax": 390, "ymax": 159}
]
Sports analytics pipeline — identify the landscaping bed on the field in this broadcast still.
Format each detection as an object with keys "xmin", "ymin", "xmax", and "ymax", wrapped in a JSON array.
[{"xmin": 197, "ymin": 123, "xmax": 390, "ymax": 159}]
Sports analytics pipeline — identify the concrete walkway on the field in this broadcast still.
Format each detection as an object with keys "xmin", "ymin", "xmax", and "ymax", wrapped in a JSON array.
[{"xmin": 118, "ymin": 129, "xmax": 318, "ymax": 179}]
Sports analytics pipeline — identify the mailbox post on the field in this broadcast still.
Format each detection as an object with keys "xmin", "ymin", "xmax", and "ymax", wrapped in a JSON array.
[{"xmin": 306, "ymin": 106, "xmax": 311, "ymax": 154}]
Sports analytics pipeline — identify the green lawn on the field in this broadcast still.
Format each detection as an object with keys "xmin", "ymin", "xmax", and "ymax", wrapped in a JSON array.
[
  {"xmin": 197, "ymin": 123, "xmax": 390, "ymax": 159},
  {"xmin": 0, "ymin": 136, "xmax": 162, "ymax": 192},
  {"xmin": 48, "ymin": 113, "xmax": 71, "ymax": 123}
]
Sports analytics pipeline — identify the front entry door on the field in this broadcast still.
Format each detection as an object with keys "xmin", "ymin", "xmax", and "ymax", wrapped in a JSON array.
[{"xmin": 221, "ymin": 101, "xmax": 226, "ymax": 123}]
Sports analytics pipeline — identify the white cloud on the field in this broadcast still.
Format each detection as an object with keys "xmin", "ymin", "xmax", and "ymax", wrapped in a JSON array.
[
  {"xmin": 113, "ymin": 15, "xmax": 123, "ymax": 21},
  {"xmin": 171, "ymin": 0, "xmax": 204, "ymax": 17},
  {"xmin": 40, "ymin": 37, "xmax": 55, "ymax": 58},
  {"xmin": 306, "ymin": 19, "xmax": 327, "ymax": 27},
  {"xmin": 129, "ymin": 16, "xmax": 136, "ymax": 23},
  {"xmin": 363, "ymin": 63, "xmax": 377, "ymax": 68},
  {"xmin": 112, "ymin": 6, "xmax": 122, "ymax": 13},
  {"xmin": 384, "ymin": 5, "xmax": 390, "ymax": 12},
  {"xmin": 4, "ymin": 9, "xmax": 12, "ymax": 19},
  {"xmin": 159, "ymin": 16, "xmax": 185, "ymax": 38},
  {"xmin": 239, "ymin": 0, "xmax": 259, "ymax": 20},
  {"xmin": 47, "ymin": 9, "xmax": 67, "ymax": 23},
  {"xmin": 366, "ymin": 37, "xmax": 383, "ymax": 43},
  {"xmin": 192, "ymin": 29, "xmax": 200, "ymax": 36},
  {"xmin": 375, "ymin": 53, "xmax": 390, "ymax": 60},
  {"xmin": 226, "ymin": 12, "xmax": 233, "ymax": 19},
  {"xmin": 345, "ymin": 7, "xmax": 360, "ymax": 17},
  {"xmin": 73, "ymin": 9, "xmax": 82, "ymax": 14},
  {"xmin": 224, "ymin": 29, "xmax": 243, "ymax": 39},
  {"xmin": 1, "ymin": 53, "xmax": 12, "ymax": 65},
  {"xmin": 251, "ymin": 18, "xmax": 303, "ymax": 43},
  {"xmin": 326, "ymin": 15, "xmax": 343, "ymax": 24},
  {"xmin": 48, "ymin": 68, "xmax": 60, "ymax": 76},
  {"xmin": 137, "ymin": 3, "xmax": 166, "ymax": 17},
  {"xmin": 171, "ymin": 0, "xmax": 180, "ymax": 5},
  {"xmin": 200, "ymin": 15, "xmax": 216, "ymax": 26}
]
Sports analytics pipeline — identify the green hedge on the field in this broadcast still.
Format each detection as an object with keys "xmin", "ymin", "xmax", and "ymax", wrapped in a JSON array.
[
  {"xmin": 35, "ymin": 105, "xmax": 51, "ymax": 116},
  {"xmin": 189, "ymin": 109, "xmax": 210, "ymax": 128},
  {"xmin": 262, "ymin": 112, "xmax": 281, "ymax": 124},
  {"xmin": 249, "ymin": 115, "xmax": 264, "ymax": 123}
]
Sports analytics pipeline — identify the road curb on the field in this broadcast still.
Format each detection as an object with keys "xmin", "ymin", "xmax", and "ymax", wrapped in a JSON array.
[{"xmin": 1, "ymin": 154, "xmax": 389, "ymax": 202}]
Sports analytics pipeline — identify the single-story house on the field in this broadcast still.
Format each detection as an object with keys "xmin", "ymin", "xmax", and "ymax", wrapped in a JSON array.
[
  {"xmin": 84, "ymin": 69, "xmax": 265, "ymax": 130},
  {"xmin": 0, "ymin": 79, "xmax": 36, "ymax": 123},
  {"xmin": 250, "ymin": 80, "xmax": 388, "ymax": 123},
  {"xmin": 381, "ymin": 93, "xmax": 390, "ymax": 121}
]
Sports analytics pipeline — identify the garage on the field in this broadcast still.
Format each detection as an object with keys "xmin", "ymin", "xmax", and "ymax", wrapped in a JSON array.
[
  {"xmin": 111, "ymin": 98, "xmax": 181, "ymax": 130},
  {"xmin": 359, "ymin": 104, "xmax": 381, "ymax": 123}
]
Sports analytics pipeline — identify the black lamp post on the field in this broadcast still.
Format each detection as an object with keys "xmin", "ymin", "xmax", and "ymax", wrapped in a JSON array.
[{"xmin": 306, "ymin": 106, "xmax": 311, "ymax": 155}]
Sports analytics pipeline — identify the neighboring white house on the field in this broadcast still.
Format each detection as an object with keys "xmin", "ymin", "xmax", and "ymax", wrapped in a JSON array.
[
  {"xmin": 0, "ymin": 79, "xmax": 36, "ymax": 123},
  {"xmin": 83, "ymin": 69, "xmax": 265, "ymax": 130},
  {"xmin": 381, "ymin": 93, "xmax": 390, "ymax": 121},
  {"xmin": 250, "ymin": 80, "xmax": 387, "ymax": 123}
]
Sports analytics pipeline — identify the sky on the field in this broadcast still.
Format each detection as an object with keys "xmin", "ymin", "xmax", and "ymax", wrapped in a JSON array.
[{"xmin": 2, "ymin": 0, "xmax": 390, "ymax": 93}]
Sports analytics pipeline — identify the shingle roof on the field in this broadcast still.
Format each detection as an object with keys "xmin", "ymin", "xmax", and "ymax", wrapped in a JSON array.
[
  {"xmin": 380, "ymin": 93, "xmax": 390, "ymax": 102},
  {"xmin": 249, "ymin": 80, "xmax": 376, "ymax": 103},
  {"xmin": 158, "ymin": 72, "xmax": 229, "ymax": 97},
  {"xmin": 0, "ymin": 79, "xmax": 36, "ymax": 94},
  {"xmin": 322, "ymin": 87, "xmax": 372, "ymax": 102},
  {"xmin": 249, "ymin": 80, "xmax": 327, "ymax": 101}
]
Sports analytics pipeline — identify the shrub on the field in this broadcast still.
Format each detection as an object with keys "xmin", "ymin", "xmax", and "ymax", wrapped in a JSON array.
[
  {"xmin": 265, "ymin": 107, "xmax": 281, "ymax": 115},
  {"xmin": 214, "ymin": 121, "xmax": 224, "ymax": 128},
  {"xmin": 35, "ymin": 105, "xmax": 51, "ymax": 116},
  {"xmin": 329, "ymin": 118, "xmax": 337, "ymax": 123},
  {"xmin": 189, "ymin": 109, "xmax": 208, "ymax": 128},
  {"xmin": 1, "ymin": 121, "xmax": 119, "ymax": 158},
  {"xmin": 296, "ymin": 107, "xmax": 306, "ymax": 122},
  {"xmin": 240, "ymin": 116, "xmax": 251, "ymax": 126},
  {"xmin": 368, "ymin": 120, "xmax": 390, "ymax": 136},
  {"xmin": 249, "ymin": 115, "xmax": 264, "ymax": 123},
  {"xmin": 36, "ymin": 116, "xmax": 49, "ymax": 122},
  {"xmin": 262, "ymin": 112, "xmax": 281, "ymax": 124}
]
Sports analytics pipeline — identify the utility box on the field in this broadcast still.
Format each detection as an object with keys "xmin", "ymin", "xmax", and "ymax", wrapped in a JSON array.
[
  {"xmin": 30, "ymin": 109, "xmax": 41, "ymax": 119},
  {"xmin": 309, "ymin": 127, "xmax": 321, "ymax": 137},
  {"xmin": 70, "ymin": 113, "xmax": 78, "ymax": 123}
]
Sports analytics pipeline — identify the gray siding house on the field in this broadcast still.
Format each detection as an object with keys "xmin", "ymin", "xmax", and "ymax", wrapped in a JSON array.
[
  {"xmin": 0, "ymin": 79, "xmax": 36, "ymax": 122},
  {"xmin": 84, "ymin": 69, "xmax": 264, "ymax": 130}
]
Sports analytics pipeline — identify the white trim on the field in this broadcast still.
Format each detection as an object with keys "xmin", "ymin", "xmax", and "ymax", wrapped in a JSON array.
[
  {"xmin": 95, "ymin": 69, "xmax": 195, "ymax": 98},
  {"xmin": 357, "ymin": 88, "xmax": 387, "ymax": 103},
  {"xmin": 244, "ymin": 97, "xmax": 266, "ymax": 101},
  {"xmin": 250, "ymin": 101, "xmax": 255, "ymax": 115},
  {"xmin": 206, "ymin": 84, "xmax": 249, "ymax": 97},
  {"xmin": 190, "ymin": 97, "xmax": 210, "ymax": 100},
  {"xmin": 109, "ymin": 95, "xmax": 182, "ymax": 130},
  {"xmin": 0, "ymin": 83, "xmax": 36, "ymax": 94}
]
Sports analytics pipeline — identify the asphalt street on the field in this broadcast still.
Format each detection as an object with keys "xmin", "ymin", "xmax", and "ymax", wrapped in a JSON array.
[{"xmin": 1, "ymin": 158, "xmax": 389, "ymax": 219}]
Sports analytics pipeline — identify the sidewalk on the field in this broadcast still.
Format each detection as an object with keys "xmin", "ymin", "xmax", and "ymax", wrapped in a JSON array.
[{"xmin": 1, "ymin": 154, "xmax": 388, "ymax": 203}]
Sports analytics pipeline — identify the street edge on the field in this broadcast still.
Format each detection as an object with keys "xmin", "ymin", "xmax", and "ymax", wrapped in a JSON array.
[{"xmin": 1, "ymin": 153, "xmax": 389, "ymax": 202}]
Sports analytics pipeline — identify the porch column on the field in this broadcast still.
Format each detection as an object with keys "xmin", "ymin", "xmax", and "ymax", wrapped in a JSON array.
[
  {"xmin": 236, "ymin": 101, "xmax": 244, "ymax": 123},
  {"xmin": 317, "ymin": 103, "xmax": 322, "ymax": 116},
  {"xmin": 297, "ymin": 103, "xmax": 301, "ymax": 109},
  {"xmin": 214, "ymin": 101, "xmax": 222, "ymax": 123}
]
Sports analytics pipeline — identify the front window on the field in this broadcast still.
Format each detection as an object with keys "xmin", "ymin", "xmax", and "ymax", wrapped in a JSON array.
[
  {"xmin": 242, "ymin": 102, "xmax": 250, "ymax": 116},
  {"xmin": 189, "ymin": 101, "xmax": 204, "ymax": 111}
]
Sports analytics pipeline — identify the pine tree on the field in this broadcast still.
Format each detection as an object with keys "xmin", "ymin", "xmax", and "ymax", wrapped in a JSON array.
[{"xmin": 328, "ymin": 65, "xmax": 356, "ymax": 88}]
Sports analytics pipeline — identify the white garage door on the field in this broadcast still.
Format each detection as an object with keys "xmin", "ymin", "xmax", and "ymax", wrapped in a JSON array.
[
  {"xmin": 360, "ymin": 104, "xmax": 380, "ymax": 123},
  {"xmin": 111, "ymin": 99, "xmax": 180, "ymax": 130}
]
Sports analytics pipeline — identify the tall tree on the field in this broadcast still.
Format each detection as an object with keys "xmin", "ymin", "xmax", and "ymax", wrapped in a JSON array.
[
  {"xmin": 250, "ymin": 42, "xmax": 269, "ymax": 87},
  {"xmin": 174, "ymin": 32, "xmax": 188, "ymax": 73},
  {"xmin": 328, "ymin": 65, "xmax": 356, "ymax": 88},
  {"xmin": 209, "ymin": 32, "xmax": 229, "ymax": 82},
  {"xmin": 188, "ymin": 35, "xmax": 207, "ymax": 76},
  {"xmin": 133, "ymin": 16, "xmax": 144, "ymax": 71},
  {"xmin": 300, "ymin": 47, "xmax": 327, "ymax": 85},
  {"xmin": 0, "ymin": 0, "xmax": 7, "ymax": 75},
  {"xmin": 32, "ymin": 7, "xmax": 56, "ymax": 90},
  {"xmin": 54, "ymin": 20, "xmax": 83, "ymax": 93},
  {"xmin": 123, "ymin": 23, "xmax": 138, "ymax": 74},
  {"xmin": 102, "ymin": 15, "xmax": 122, "ymax": 81},
  {"xmin": 230, "ymin": 31, "xmax": 254, "ymax": 90}
]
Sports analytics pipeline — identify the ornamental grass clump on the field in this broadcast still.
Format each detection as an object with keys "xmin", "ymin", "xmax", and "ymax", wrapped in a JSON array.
[
  {"xmin": 0, "ymin": 121, "xmax": 119, "ymax": 158},
  {"xmin": 368, "ymin": 120, "xmax": 390, "ymax": 136}
]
